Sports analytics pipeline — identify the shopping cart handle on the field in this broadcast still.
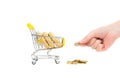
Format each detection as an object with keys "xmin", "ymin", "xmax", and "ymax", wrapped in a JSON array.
[{"xmin": 27, "ymin": 23, "xmax": 35, "ymax": 30}]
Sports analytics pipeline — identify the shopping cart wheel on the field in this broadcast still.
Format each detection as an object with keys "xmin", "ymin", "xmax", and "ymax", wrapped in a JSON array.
[
  {"xmin": 31, "ymin": 55, "xmax": 36, "ymax": 60},
  {"xmin": 32, "ymin": 60, "xmax": 36, "ymax": 65},
  {"xmin": 32, "ymin": 55, "xmax": 38, "ymax": 61},
  {"xmin": 35, "ymin": 56, "xmax": 38, "ymax": 61},
  {"xmin": 55, "ymin": 60, "xmax": 60, "ymax": 64},
  {"xmin": 54, "ymin": 56, "xmax": 60, "ymax": 64}
]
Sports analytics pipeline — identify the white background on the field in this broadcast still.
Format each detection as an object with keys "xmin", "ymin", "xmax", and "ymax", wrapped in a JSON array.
[{"xmin": 0, "ymin": 0, "xmax": 120, "ymax": 80}]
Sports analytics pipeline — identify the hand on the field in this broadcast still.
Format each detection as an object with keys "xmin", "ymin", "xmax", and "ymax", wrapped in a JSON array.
[{"xmin": 76, "ymin": 21, "xmax": 120, "ymax": 51}]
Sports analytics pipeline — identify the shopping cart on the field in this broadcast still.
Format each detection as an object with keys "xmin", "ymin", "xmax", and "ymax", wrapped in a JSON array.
[{"xmin": 27, "ymin": 23, "xmax": 65, "ymax": 65}]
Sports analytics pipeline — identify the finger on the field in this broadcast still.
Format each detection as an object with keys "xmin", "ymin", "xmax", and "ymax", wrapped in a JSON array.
[
  {"xmin": 75, "ymin": 38, "xmax": 97, "ymax": 47},
  {"xmin": 96, "ymin": 44, "xmax": 104, "ymax": 51},
  {"xmin": 87, "ymin": 38, "xmax": 97, "ymax": 46},
  {"xmin": 91, "ymin": 40, "xmax": 102, "ymax": 49},
  {"xmin": 80, "ymin": 32, "xmax": 95, "ymax": 44}
]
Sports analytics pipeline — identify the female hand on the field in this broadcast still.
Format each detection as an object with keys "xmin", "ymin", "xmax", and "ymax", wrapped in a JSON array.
[{"xmin": 76, "ymin": 21, "xmax": 120, "ymax": 51}]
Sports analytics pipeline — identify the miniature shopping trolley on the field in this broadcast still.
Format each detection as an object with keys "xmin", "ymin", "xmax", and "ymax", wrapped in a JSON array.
[{"xmin": 27, "ymin": 23, "xmax": 65, "ymax": 65}]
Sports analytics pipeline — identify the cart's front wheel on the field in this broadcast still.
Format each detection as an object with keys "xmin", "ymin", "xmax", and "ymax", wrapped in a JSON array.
[
  {"xmin": 55, "ymin": 56, "xmax": 59, "ymax": 60},
  {"xmin": 35, "ymin": 56, "xmax": 38, "ymax": 61},
  {"xmin": 32, "ymin": 55, "xmax": 38, "ymax": 61},
  {"xmin": 55, "ymin": 60, "xmax": 60, "ymax": 64},
  {"xmin": 32, "ymin": 60, "xmax": 36, "ymax": 65}
]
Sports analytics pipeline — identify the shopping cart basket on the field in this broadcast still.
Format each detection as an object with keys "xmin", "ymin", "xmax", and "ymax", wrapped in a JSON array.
[{"xmin": 27, "ymin": 23, "xmax": 65, "ymax": 65}]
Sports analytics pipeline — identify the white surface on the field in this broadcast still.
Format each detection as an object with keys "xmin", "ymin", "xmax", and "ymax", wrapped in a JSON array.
[{"xmin": 0, "ymin": 0, "xmax": 120, "ymax": 80}]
